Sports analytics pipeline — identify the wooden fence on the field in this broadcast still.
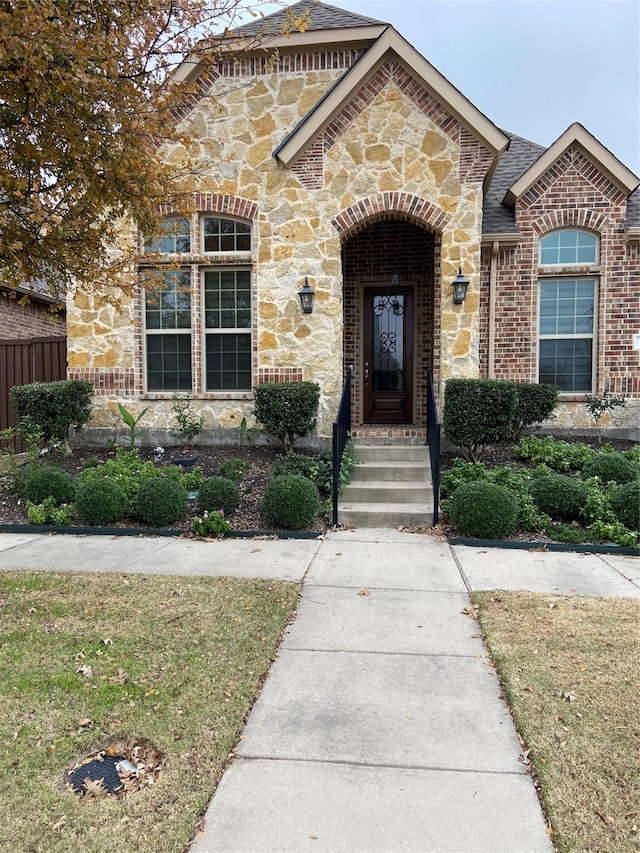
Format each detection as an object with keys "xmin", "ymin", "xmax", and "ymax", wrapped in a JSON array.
[{"xmin": 0, "ymin": 337, "xmax": 67, "ymax": 451}]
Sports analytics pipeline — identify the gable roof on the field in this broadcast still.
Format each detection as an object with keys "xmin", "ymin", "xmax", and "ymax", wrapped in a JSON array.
[
  {"xmin": 503, "ymin": 122, "xmax": 639, "ymax": 206},
  {"xmin": 273, "ymin": 25, "xmax": 509, "ymax": 168}
]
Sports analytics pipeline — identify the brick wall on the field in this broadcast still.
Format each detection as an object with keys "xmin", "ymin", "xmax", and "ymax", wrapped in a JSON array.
[
  {"xmin": 481, "ymin": 147, "xmax": 640, "ymax": 399},
  {"xmin": 0, "ymin": 292, "xmax": 66, "ymax": 339}
]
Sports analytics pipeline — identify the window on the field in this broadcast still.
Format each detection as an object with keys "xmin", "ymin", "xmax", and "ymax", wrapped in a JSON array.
[
  {"xmin": 144, "ymin": 217, "xmax": 191, "ymax": 254},
  {"xmin": 538, "ymin": 278, "xmax": 595, "ymax": 392},
  {"xmin": 203, "ymin": 217, "xmax": 251, "ymax": 253},
  {"xmin": 144, "ymin": 269, "xmax": 192, "ymax": 391},
  {"xmin": 204, "ymin": 269, "xmax": 252, "ymax": 390},
  {"xmin": 539, "ymin": 230, "xmax": 596, "ymax": 265},
  {"xmin": 538, "ymin": 229, "xmax": 598, "ymax": 393},
  {"xmin": 141, "ymin": 215, "xmax": 253, "ymax": 393}
]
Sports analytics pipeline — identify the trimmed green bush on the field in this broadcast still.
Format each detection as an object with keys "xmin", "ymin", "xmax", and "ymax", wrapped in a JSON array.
[
  {"xmin": 253, "ymin": 381, "xmax": 320, "ymax": 450},
  {"xmin": 528, "ymin": 474, "xmax": 587, "ymax": 521},
  {"xmin": 609, "ymin": 481, "xmax": 640, "ymax": 531},
  {"xmin": 512, "ymin": 383, "xmax": 558, "ymax": 439},
  {"xmin": 580, "ymin": 452, "xmax": 638, "ymax": 485},
  {"xmin": 76, "ymin": 479, "xmax": 128, "ymax": 526},
  {"xmin": 261, "ymin": 474, "xmax": 320, "ymax": 529},
  {"xmin": 11, "ymin": 380, "xmax": 93, "ymax": 443},
  {"xmin": 517, "ymin": 436, "xmax": 594, "ymax": 472},
  {"xmin": 197, "ymin": 477, "xmax": 240, "ymax": 515},
  {"xmin": 444, "ymin": 481, "xmax": 519, "ymax": 539},
  {"xmin": 15, "ymin": 465, "xmax": 76, "ymax": 506},
  {"xmin": 443, "ymin": 379, "xmax": 517, "ymax": 461},
  {"xmin": 77, "ymin": 448, "xmax": 159, "ymax": 506},
  {"xmin": 135, "ymin": 477, "xmax": 187, "ymax": 526},
  {"xmin": 272, "ymin": 450, "xmax": 333, "ymax": 494}
]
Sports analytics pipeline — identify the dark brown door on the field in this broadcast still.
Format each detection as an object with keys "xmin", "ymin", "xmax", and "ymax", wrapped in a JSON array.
[{"xmin": 363, "ymin": 287, "xmax": 413, "ymax": 423}]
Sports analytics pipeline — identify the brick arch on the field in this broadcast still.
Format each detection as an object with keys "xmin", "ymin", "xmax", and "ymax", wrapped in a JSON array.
[
  {"xmin": 531, "ymin": 209, "xmax": 610, "ymax": 237},
  {"xmin": 159, "ymin": 193, "xmax": 258, "ymax": 221},
  {"xmin": 331, "ymin": 193, "xmax": 450, "ymax": 240}
]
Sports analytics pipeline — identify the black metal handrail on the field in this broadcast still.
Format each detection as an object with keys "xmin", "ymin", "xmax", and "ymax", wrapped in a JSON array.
[
  {"xmin": 332, "ymin": 365, "xmax": 353, "ymax": 527},
  {"xmin": 426, "ymin": 367, "xmax": 441, "ymax": 525}
]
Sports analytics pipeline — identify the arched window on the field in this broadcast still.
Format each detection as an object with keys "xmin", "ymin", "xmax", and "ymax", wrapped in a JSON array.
[
  {"xmin": 540, "ymin": 230, "xmax": 597, "ymax": 265},
  {"xmin": 144, "ymin": 217, "xmax": 191, "ymax": 254},
  {"xmin": 538, "ymin": 230, "xmax": 597, "ymax": 393}
]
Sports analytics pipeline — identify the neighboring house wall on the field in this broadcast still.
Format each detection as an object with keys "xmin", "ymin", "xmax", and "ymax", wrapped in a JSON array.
[{"xmin": 0, "ymin": 290, "xmax": 66, "ymax": 339}]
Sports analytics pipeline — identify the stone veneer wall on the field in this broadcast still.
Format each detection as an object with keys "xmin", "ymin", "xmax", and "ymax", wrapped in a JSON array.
[
  {"xmin": 479, "ymin": 146, "xmax": 640, "ymax": 432},
  {"xmin": 67, "ymin": 48, "xmax": 496, "ymax": 440}
]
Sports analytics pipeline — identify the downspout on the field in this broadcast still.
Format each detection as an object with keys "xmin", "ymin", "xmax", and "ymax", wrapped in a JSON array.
[{"xmin": 488, "ymin": 240, "xmax": 499, "ymax": 379}]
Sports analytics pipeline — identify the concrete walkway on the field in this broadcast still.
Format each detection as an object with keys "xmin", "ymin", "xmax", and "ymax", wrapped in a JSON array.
[{"xmin": 0, "ymin": 529, "xmax": 638, "ymax": 851}]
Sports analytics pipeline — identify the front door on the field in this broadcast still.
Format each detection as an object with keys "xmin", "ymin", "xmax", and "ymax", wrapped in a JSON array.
[{"xmin": 363, "ymin": 286, "xmax": 414, "ymax": 423}]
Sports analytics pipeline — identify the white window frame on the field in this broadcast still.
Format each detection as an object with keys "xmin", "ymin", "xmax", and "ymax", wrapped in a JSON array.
[
  {"xmin": 539, "ymin": 229, "xmax": 598, "ymax": 267},
  {"xmin": 143, "ymin": 216, "xmax": 191, "ymax": 255},
  {"xmin": 143, "ymin": 267, "xmax": 194, "ymax": 393}
]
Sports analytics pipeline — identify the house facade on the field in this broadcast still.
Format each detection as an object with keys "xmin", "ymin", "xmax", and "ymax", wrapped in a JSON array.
[{"xmin": 66, "ymin": 1, "xmax": 640, "ymax": 442}]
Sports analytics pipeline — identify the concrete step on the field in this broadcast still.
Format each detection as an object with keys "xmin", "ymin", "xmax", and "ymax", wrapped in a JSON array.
[
  {"xmin": 350, "ymin": 461, "xmax": 430, "ymax": 482},
  {"xmin": 337, "ymin": 502, "xmax": 434, "ymax": 528},
  {"xmin": 354, "ymin": 445, "xmax": 430, "ymax": 463},
  {"xmin": 341, "ymin": 481, "xmax": 434, "ymax": 503}
]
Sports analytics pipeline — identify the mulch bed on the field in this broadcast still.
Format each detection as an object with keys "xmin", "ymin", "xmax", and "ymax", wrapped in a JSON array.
[{"xmin": 0, "ymin": 444, "xmax": 325, "ymax": 535}]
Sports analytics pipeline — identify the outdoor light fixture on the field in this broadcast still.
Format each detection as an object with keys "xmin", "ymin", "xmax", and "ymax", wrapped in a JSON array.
[
  {"xmin": 390, "ymin": 272, "xmax": 400, "ymax": 286},
  {"xmin": 452, "ymin": 267, "xmax": 469, "ymax": 305},
  {"xmin": 298, "ymin": 277, "xmax": 315, "ymax": 314}
]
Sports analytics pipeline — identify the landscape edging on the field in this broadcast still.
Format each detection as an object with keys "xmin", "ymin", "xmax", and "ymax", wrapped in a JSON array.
[
  {"xmin": 448, "ymin": 536, "xmax": 639, "ymax": 557},
  {"xmin": 0, "ymin": 523, "xmax": 322, "ymax": 540}
]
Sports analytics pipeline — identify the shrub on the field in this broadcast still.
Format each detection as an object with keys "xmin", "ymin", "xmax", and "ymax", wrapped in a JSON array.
[
  {"xmin": 272, "ymin": 451, "xmax": 333, "ymax": 494},
  {"xmin": 27, "ymin": 498, "xmax": 75, "ymax": 526},
  {"xmin": 262, "ymin": 474, "xmax": 320, "ymax": 529},
  {"xmin": 580, "ymin": 452, "xmax": 638, "ymax": 485},
  {"xmin": 191, "ymin": 511, "xmax": 231, "ymax": 538},
  {"xmin": 516, "ymin": 436, "xmax": 594, "ymax": 472},
  {"xmin": 77, "ymin": 448, "xmax": 158, "ymax": 506},
  {"xmin": 443, "ymin": 379, "xmax": 517, "ymax": 461},
  {"xmin": 253, "ymin": 381, "xmax": 320, "ymax": 450},
  {"xmin": 511, "ymin": 383, "xmax": 558, "ymax": 440},
  {"xmin": 16, "ymin": 465, "xmax": 76, "ymax": 505},
  {"xmin": 528, "ymin": 474, "xmax": 587, "ymax": 521},
  {"xmin": 11, "ymin": 380, "xmax": 93, "ymax": 443},
  {"xmin": 609, "ymin": 481, "xmax": 640, "ymax": 532},
  {"xmin": 135, "ymin": 477, "xmax": 186, "ymax": 526},
  {"xmin": 197, "ymin": 477, "xmax": 240, "ymax": 515},
  {"xmin": 75, "ymin": 479, "xmax": 128, "ymax": 525},
  {"xmin": 444, "ymin": 481, "xmax": 519, "ymax": 539},
  {"xmin": 219, "ymin": 457, "xmax": 251, "ymax": 481}
]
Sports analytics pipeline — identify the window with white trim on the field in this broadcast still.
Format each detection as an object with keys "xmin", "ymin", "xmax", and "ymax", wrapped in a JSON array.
[
  {"xmin": 538, "ymin": 230, "xmax": 597, "ymax": 392},
  {"xmin": 142, "ymin": 216, "xmax": 253, "ymax": 393}
]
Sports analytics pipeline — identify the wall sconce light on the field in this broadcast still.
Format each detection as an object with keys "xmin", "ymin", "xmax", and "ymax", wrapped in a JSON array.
[
  {"xmin": 298, "ymin": 277, "xmax": 315, "ymax": 314},
  {"xmin": 390, "ymin": 272, "xmax": 400, "ymax": 286},
  {"xmin": 452, "ymin": 267, "xmax": 469, "ymax": 305}
]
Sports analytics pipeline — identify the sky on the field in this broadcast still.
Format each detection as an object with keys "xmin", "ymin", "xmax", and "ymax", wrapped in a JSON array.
[{"xmin": 240, "ymin": 0, "xmax": 640, "ymax": 175}]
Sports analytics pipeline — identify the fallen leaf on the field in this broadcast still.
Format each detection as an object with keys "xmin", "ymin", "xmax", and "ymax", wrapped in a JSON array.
[
  {"xmin": 53, "ymin": 815, "xmax": 66, "ymax": 831},
  {"xmin": 77, "ymin": 718, "xmax": 92, "ymax": 728},
  {"xmin": 76, "ymin": 665, "xmax": 93, "ymax": 678},
  {"xmin": 108, "ymin": 669, "xmax": 128, "ymax": 684},
  {"xmin": 101, "ymin": 638, "xmax": 112, "ymax": 645},
  {"xmin": 83, "ymin": 777, "xmax": 108, "ymax": 798},
  {"xmin": 561, "ymin": 692, "xmax": 577, "ymax": 702}
]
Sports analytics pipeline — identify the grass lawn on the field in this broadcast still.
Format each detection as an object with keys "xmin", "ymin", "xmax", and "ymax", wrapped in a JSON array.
[
  {"xmin": 0, "ymin": 570, "xmax": 299, "ymax": 852},
  {"xmin": 472, "ymin": 591, "xmax": 640, "ymax": 853}
]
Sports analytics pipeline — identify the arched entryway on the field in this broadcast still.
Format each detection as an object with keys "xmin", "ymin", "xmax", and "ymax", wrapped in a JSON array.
[{"xmin": 341, "ymin": 218, "xmax": 439, "ymax": 437}]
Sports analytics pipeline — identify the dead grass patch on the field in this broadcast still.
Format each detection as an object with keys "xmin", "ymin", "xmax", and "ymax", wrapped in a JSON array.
[
  {"xmin": 0, "ymin": 570, "xmax": 299, "ymax": 852},
  {"xmin": 472, "ymin": 591, "xmax": 640, "ymax": 853}
]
